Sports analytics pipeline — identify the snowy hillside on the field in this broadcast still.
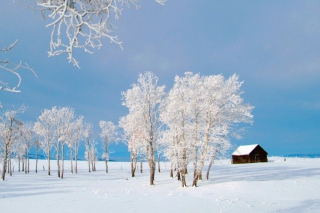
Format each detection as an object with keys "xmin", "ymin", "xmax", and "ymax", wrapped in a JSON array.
[{"xmin": 1, "ymin": 157, "xmax": 320, "ymax": 213}]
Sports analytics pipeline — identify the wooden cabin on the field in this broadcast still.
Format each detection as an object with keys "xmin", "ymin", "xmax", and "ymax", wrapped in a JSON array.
[{"xmin": 232, "ymin": 144, "xmax": 268, "ymax": 164}]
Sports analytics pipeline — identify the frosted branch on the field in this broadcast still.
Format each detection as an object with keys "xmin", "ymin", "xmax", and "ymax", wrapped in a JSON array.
[
  {"xmin": 33, "ymin": 0, "xmax": 166, "ymax": 68},
  {"xmin": 0, "ymin": 40, "xmax": 37, "ymax": 93}
]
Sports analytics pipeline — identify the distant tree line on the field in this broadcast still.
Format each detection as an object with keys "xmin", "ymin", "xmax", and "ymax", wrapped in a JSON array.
[{"xmin": 0, "ymin": 105, "xmax": 117, "ymax": 181}]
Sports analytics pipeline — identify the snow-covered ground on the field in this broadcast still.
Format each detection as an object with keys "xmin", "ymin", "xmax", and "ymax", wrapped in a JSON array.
[{"xmin": 1, "ymin": 157, "xmax": 320, "ymax": 213}]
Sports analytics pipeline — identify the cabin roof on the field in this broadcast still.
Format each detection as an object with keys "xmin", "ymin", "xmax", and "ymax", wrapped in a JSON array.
[{"xmin": 232, "ymin": 144, "xmax": 259, "ymax": 156}]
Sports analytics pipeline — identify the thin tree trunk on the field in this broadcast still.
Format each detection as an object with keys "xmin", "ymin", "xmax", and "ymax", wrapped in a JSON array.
[
  {"xmin": 35, "ymin": 147, "xmax": 39, "ymax": 173},
  {"xmin": 176, "ymin": 170, "xmax": 181, "ymax": 181},
  {"xmin": 25, "ymin": 149, "xmax": 28, "ymax": 174},
  {"xmin": 2, "ymin": 146, "xmax": 8, "ymax": 180},
  {"xmin": 75, "ymin": 151, "xmax": 78, "ymax": 174},
  {"xmin": 140, "ymin": 154, "xmax": 143, "ymax": 173},
  {"xmin": 27, "ymin": 151, "xmax": 30, "ymax": 174},
  {"xmin": 61, "ymin": 144, "xmax": 65, "ymax": 179},
  {"xmin": 158, "ymin": 154, "xmax": 161, "ymax": 173},
  {"xmin": 9, "ymin": 159, "xmax": 13, "ymax": 176},
  {"xmin": 193, "ymin": 146, "xmax": 197, "ymax": 178},
  {"xmin": 70, "ymin": 151, "xmax": 73, "ymax": 174},
  {"xmin": 206, "ymin": 161, "xmax": 214, "ymax": 180},
  {"xmin": 18, "ymin": 156, "xmax": 21, "ymax": 172},
  {"xmin": 131, "ymin": 153, "xmax": 136, "ymax": 177},
  {"xmin": 48, "ymin": 150, "xmax": 51, "ymax": 176},
  {"xmin": 57, "ymin": 142, "xmax": 61, "ymax": 178},
  {"xmin": 181, "ymin": 169, "xmax": 187, "ymax": 187},
  {"xmin": 22, "ymin": 158, "xmax": 25, "ymax": 172}
]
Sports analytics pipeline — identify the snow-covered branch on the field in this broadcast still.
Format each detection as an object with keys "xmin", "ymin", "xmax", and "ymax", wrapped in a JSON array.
[
  {"xmin": 0, "ymin": 40, "xmax": 37, "ymax": 93},
  {"xmin": 32, "ymin": 0, "xmax": 167, "ymax": 68}
]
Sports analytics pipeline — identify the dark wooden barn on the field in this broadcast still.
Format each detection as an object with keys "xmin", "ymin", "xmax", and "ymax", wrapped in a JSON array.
[{"xmin": 232, "ymin": 144, "xmax": 268, "ymax": 164}]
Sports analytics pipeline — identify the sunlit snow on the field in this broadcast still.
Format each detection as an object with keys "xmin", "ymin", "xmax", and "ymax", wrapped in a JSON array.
[{"xmin": 1, "ymin": 157, "xmax": 320, "ymax": 213}]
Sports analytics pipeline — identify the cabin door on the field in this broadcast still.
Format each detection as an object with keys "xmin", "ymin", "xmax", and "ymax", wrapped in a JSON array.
[{"xmin": 255, "ymin": 154, "xmax": 259, "ymax": 163}]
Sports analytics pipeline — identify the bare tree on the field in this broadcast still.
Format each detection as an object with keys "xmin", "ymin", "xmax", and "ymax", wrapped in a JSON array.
[
  {"xmin": 121, "ymin": 71, "xmax": 165, "ymax": 185},
  {"xmin": 33, "ymin": 135, "xmax": 40, "ymax": 173},
  {"xmin": 1, "ymin": 40, "xmax": 36, "ymax": 93},
  {"xmin": 31, "ymin": 0, "xmax": 167, "ymax": 68},
  {"xmin": 21, "ymin": 123, "xmax": 35, "ymax": 174},
  {"xmin": 0, "ymin": 106, "xmax": 25, "ymax": 180},
  {"xmin": 83, "ymin": 122, "xmax": 93, "ymax": 173},
  {"xmin": 71, "ymin": 116, "xmax": 84, "ymax": 174},
  {"xmin": 99, "ymin": 120, "xmax": 117, "ymax": 173},
  {"xmin": 34, "ymin": 108, "xmax": 56, "ymax": 175}
]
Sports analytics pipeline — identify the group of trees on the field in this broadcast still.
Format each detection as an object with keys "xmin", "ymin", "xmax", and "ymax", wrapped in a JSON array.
[
  {"xmin": 0, "ymin": 106, "xmax": 117, "ymax": 180},
  {"xmin": 120, "ymin": 71, "xmax": 254, "ymax": 187},
  {"xmin": 1, "ymin": 71, "xmax": 253, "ymax": 187}
]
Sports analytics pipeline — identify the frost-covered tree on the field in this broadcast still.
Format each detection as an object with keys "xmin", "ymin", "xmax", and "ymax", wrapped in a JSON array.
[
  {"xmin": 34, "ymin": 108, "xmax": 56, "ymax": 175},
  {"xmin": 33, "ymin": 135, "xmax": 40, "ymax": 173},
  {"xmin": 83, "ymin": 122, "xmax": 94, "ymax": 172},
  {"xmin": 0, "ymin": 106, "xmax": 25, "ymax": 180},
  {"xmin": 191, "ymin": 74, "xmax": 253, "ymax": 187},
  {"xmin": 119, "ymin": 112, "xmax": 146, "ymax": 177},
  {"xmin": 29, "ymin": 0, "xmax": 167, "ymax": 68},
  {"xmin": 20, "ymin": 123, "xmax": 35, "ymax": 174},
  {"xmin": 55, "ymin": 107, "xmax": 75, "ymax": 178},
  {"xmin": 121, "ymin": 71, "xmax": 165, "ymax": 185},
  {"xmin": 65, "ymin": 116, "xmax": 84, "ymax": 174},
  {"xmin": 160, "ymin": 73, "xmax": 254, "ymax": 187},
  {"xmin": 99, "ymin": 120, "xmax": 117, "ymax": 173},
  {"xmin": 1, "ymin": 40, "xmax": 36, "ymax": 93}
]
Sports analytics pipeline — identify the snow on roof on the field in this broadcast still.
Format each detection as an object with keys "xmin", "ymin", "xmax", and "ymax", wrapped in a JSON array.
[{"xmin": 232, "ymin": 144, "xmax": 259, "ymax": 156}]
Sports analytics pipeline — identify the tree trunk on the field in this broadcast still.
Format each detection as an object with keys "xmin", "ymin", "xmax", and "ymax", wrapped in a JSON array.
[
  {"xmin": 176, "ymin": 170, "xmax": 181, "ymax": 181},
  {"xmin": 22, "ymin": 158, "xmax": 25, "ymax": 172},
  {"xmin": 27, "ymin": 152, "xmax": 30, "ymax": 174},
  {"xmin": 170, "ymin": 169, "xmax": 173, "ymax": 178},
  {"xmin": 140, "ymin": 154, "xmax": 143, "ymax": 173},
  {"xmin": 193, "ymin": 146, "xmax": 197, "ymax": 178},
  {"xmin": 48, "ymin": 150, "xmax": 51, "ymax": 176},
  {"xmin": 9, "ymin": 159, "xmax": 13, "ymax": 176},
  {"xmin": 158, "ymin": 155, "xmax": 161, "ymax": 173},
  {"xmin": 150, "ymin": 162, "xmax": 155, "ymax": 185},
  {"xmin": 181, "ymin": 169, "xmax": 187, "ymax": 187},
  {"xmin": 18, "ymin": 157, "xmax": 21, "ymax": 172},
  {"xmin": 2, "ymin": 145, "xmax": 8, "ymax": 180},
  {"xmin": 88, "ymin": 157, "xmax": 91, "ymax": 173},
  {"xmin": 57, "ymin": 144, "xmax": 61, "ymax": 178},
  {"xmin": 25, "ymin": 149, "xmax": 28, "ymax": 174},
  {"xmin": 75, "ymin": 151, "xmax": 78, "ymax": 174},
  {"xmin": 61, "ymin": 144, "xmax": 65, "ymax": 179},
  {"xmin": 70, "ymin": 151, "xmax": 73, "ymax": 174},
  {"xmin": 206, "ymin": 161, "xmax": 214, "ymax": 180},
  {"xmin": 35, "ymin": 148, "xmax": 39, "ymax": 173}
]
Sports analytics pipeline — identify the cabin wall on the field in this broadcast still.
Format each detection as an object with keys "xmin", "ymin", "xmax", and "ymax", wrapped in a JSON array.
[
  {"xmin": 232, "ymin": 155, "xmax": 250, "ymax": 164},
  {"xmin": 249, "ymin": 146, "xmax": 268, "ymax": 163}
]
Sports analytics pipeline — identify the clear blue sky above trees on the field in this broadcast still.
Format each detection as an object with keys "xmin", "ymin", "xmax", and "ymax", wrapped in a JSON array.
[{"xmin": 1, "ymin": 0, "xmax": 319, "ymax": 158}]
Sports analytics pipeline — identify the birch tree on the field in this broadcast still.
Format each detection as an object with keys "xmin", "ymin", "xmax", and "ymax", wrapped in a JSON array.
[
  {"xmin": 191, "ymin": 74, "xmax": 253, "ymax": 187},
  {"xmin": 33, "ymin": 135, "xmax": 40, "ymax": 173},
  {"xmin": 99, "ymin": 120, "xmax": 117, "ymax": 173},
  {"xmin": 0, "ymin": 106, "xmax": 25, "ymax": 180},
  {"xmin": 160, "ymin": 73, "xmax": 253, "ymax": 187},
  {"xmin": 121, "ymin": 71, "xmax": 165, "ymax": 185},
  {"xmin": 65, "ymin": 116, "xmax": 84, "ymax": 174},
  {"xmin": 119, "ymin": 112, "xmax": 146, "ymax": 177},
  {"xmin": 30, "ymin": 0, "xmax": 167, "ymax": 68},
  {"xmin": 83, "ymin": 122, "xmax": 94, "ymax": 172},
  {"xmin": 20, "ymin": 123, "xmax": 35, "ymax": 174},
  {"xmin": 34, "ymin": 108, "xmax": 56, "ymax": 175}
]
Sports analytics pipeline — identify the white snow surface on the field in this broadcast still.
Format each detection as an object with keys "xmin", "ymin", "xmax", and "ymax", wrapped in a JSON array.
[
  {"xmin": 1, "ymin": 157, "xmax": 320, "ymax": 213},
  {"xmin": 232, "ymin": 144, "xmax": 259, "ymax": 155}
]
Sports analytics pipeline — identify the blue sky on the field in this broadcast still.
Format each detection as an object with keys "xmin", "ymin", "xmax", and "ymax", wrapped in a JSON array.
[{"xmin": 1, "ymin": 0, "xmax": 319, "ymax": 159}]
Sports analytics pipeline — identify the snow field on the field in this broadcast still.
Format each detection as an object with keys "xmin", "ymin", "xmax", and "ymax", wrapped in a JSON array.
[{"xmin": 1, "ymin": 157, "xmax": 320, "ymax": 213}]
